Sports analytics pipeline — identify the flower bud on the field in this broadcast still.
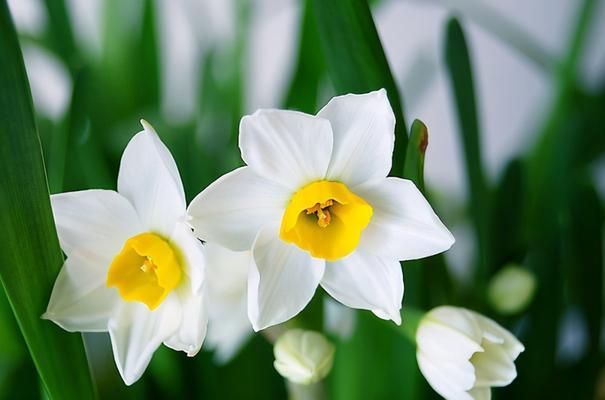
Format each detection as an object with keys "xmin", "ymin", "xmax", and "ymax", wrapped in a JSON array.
[
  {"xmin": 273, "ymin": 329, "xmax": 335, "ymax": 385},
  {"xmin": 488, "ymin": 264, "xmax": 536, "ymax": 315},
  {"xmin": 416, "ymin": 306, "xmax": 524, "ymax": 400}
]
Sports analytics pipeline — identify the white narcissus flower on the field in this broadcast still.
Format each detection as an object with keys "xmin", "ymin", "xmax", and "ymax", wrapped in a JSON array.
[
  {"xmin": 43, "ymin": 120, "xmax": 207, "ymax": 385},
  {"xmin": 204, "ymin": 242, "xmax": 253, "ymax": 363},
  {"xmin": 416, "ymin": 306, "xmax": 525, "ymax": 400},
  {"xmin": 188, "ymin": 89, "xmax": 455, "ymax": 331}
]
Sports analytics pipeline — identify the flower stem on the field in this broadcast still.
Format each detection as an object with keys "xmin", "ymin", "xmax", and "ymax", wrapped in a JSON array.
[
  {"xmin": 286, "ymin": 381, "xmax": 327, "ymax": 400},
  {"xmin": 389, "ymin": 307, "xmax": 425, "ymax": 345}
]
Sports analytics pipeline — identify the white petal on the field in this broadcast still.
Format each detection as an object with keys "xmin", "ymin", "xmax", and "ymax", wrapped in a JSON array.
[
  {"xmin": 417, "ymin": 352, "xmax": 475, "ymax": 400},
  {"xmin": 118, "ymin": 121, "xmax": 186, "ymax": 235},
  {"xmin": 471, "ymin": 311, "xmax": 525, "ymax": 360},
  {"xmin": 468, "ymin": 387, "xmax": 491, "ymax": 400},
  {"xmin": 206, "ymin": 297, "xmax": 252, "ymax": 363},
  {"xmin": 416, "ymin": 319, "xmax": 483, "ymax": 362},
  {"xmin": 108, "ymin": 294, "xmax": 182, "ymax": 385},
  {"xmin": 471, "ymin": 339, "xmax": 517, "ymax": 387},
  {"xmin": 356, "ymin": 178, "xmax": 455, "ymax": 261},
  {"xmin": 318, "ymin": 89, "xmax": 396, "ymax": 186},
  {"xmin": 323, "ymin": 297, "xmax": 357, "ymax": 339},
  {"xmin": 43, "ymin": 247, "xmax": 119, "ymax": 332},
  {"xmin": 424, "ymin": 306, "xmax": 485, "ymax": 346},
  {"xmin": 248, "ymin": 223, "xmax": 325, "ymax": 331},
  {"xmin": 164, "ymin": 284, "xmax": 207, "ymax": 357},
  {"xmin": 205, "ymin": 242, "xmax": 251, "ymax": 298},
  {"xmin": 206, "ymin": 296, "xmax": 252, "ymax": 363},
  {"xmin": 239, "ymin": 109, "xmax": 333, "ymax": 190},
  {"xmin": 320, "ymin": 250, "xmax": 403, "ymax": 324},
  {"xmin": 51, "ymin": 190, "xmax": 142, "ymax": 257},
  {"xmin": 170, "ymin": 222, "xmax": 205, "ymax": 293},
  {"xmin": 205, "ymin": 243, "xmax": 253, "ymax": 363},
  {"xmin": 188, "ymin": 166, "xmax": 289, "ymax": 251}
]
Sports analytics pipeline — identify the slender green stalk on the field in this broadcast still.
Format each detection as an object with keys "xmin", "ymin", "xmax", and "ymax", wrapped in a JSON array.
[
  {"xmin": 286, "ymin": 381, "xmax": 327, "ymax": 400},
  {"xmin": 559, "ymin": 0, "xmax": 598, "ymax": 84},
  {"xmin": 424, "ymin": 0, "xmax": 555, "ymax": 72},
  {"xmin": 395, "ymin": 307, "xmax": 424, "ymax": 345}
]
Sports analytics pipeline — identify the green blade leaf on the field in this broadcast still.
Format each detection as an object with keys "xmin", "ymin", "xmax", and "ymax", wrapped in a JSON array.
[
  {"xmin": 444, "ymin": 17, "xmax": 490, "ymax": 285},
  {"xmin": 330, "ymin": 313, "xmax": 420, "ymax": 400},
  {"xmin": 0, "ymin": 3, "xmax": 96, "ymax": 399},
  {"xmin": 41, "ymin": 0, "xmax": 78, "ymax": 68},
  {"xmin": 557, "ymin": 182, "xmax": 603, "ymax": 399},
  {"xmin": 283, "ymin": 0, "xmax": 325, "ymax": 113},
  {"xmin": 312, "ymin": 0, "xmax": 408, "ymax": 176}
]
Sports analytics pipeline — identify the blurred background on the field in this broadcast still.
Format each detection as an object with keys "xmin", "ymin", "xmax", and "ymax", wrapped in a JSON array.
[{"xmin": 2, "ymin": 0, "xmax": 605, "ymax": 398}]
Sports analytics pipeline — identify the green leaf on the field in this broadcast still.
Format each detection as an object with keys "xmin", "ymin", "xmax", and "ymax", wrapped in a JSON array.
[
  {"xmin": 488, "ymin": 158, "xmax": 526, "ymax": 273},
  {"xmin": 283, "ymin": 0, "xmax": 325, "ymax": 113},
  {"xmin": 0, "ymin": 3, "xmax": 96, "ymax": 399},
  {"xmin": 555, "ymin": 181, "xmax": 603, "ymax": 399},
  {"xmin": 312, "ymin": 0, "xmax": 408, "ymax": 175},
  {"xmin": 63, "ymin": 68, "xmax": 114, "ymax": 191},
  {"xmin": 41, "ymin": 0, "xmax": 78, "ymax": 68},
  {"xmin": 329, "ymin": 313, "xmax": 420, "ymax": 400},
  {"xmin": 444, "ymin": 17, "xmax": 490, "ymax": 285}
]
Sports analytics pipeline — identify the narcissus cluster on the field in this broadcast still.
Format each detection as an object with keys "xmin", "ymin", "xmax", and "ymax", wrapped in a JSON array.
[{"xmin": 44, "ymin": 91, "xmax": 522, "ymax": 399}]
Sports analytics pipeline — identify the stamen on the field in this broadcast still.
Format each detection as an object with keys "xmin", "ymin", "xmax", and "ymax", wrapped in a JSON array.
[
  {"xmin": 317, "ymin": 208, "xmax": 331, "ymax": 228},
  {"xmin": 306, "ymin": 199, "xmax": 334, "ymax": 228},
  {"xmin": 140, "ymin": 257, "xmax": 156, "ymax": 273}
]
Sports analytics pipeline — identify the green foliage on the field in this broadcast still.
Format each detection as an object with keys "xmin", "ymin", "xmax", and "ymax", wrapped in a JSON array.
[
  {"xmin": 444, "ymin": 18, "xmax": 490, "ymax": 288},
  {"xmin": 312, "ymin": 0, "xmax": 408, "ymax": 175},
  {"xmin": 1, "ymin": 0, "xmax": 604, "ymax": 398},
  {"xmin": 0, "ymin": 2, "xmax": 95, "ymax": 398}
]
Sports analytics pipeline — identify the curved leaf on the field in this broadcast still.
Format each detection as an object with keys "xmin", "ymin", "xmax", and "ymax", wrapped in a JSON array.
[{"xmin": 0, "ymin": 3, "xmax": 96, "ymax": 398}]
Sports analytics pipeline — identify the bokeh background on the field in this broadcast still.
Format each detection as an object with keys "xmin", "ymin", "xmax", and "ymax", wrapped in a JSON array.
[{"xmin": 2, "ymin": 0, "xmax": 605, "ymax": 398}]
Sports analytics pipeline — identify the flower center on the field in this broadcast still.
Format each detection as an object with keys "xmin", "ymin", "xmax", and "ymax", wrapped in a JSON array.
[
  {"xmin": 306, "ymin": 199, "xmax": 333, "ymax": 228},
  {"xmin": 107, "ymin": 232, "xmax": 182, "ymax": 310},
  {"xmin": 280, "ymin": 181, "xmax": 373, "ymax": 261}
]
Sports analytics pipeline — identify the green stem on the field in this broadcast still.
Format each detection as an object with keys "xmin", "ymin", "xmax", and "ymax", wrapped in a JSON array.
[
  {"xmin": 399, "ymin": 308, "xmax": 424, "ymax": 345},
  {"xmin": 386, "ymin": 307, "xmax": 425, "ymax": 345},
  {"xmin": 286, "ymin": 381, "xmax": 327, "ymax": 400},
  {"xmin": 558, "ymin": 0, "xmax": 597, "ymax": 86},
  {"xmin": 426, "ymin": 0, "xmax": 555, "ymax": 72}
]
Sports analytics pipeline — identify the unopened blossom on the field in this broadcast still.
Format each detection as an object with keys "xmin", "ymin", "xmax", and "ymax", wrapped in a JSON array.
[
  {"xmin": 416, "ymin": 306, "xmax": 524, "ymax": 400},
  {"xmin": 273, "ymin": 329, "xmax": 335, "ymax": 385},
  {"xmin": 188, "ymin": 89, "xmax": 454, "ymax": 330},
  {"xmin": 487, "ymin": 265, "xmax": 536, "ymax": 315},
  {"xmin": 43, "ymin": 120, "xmax": 207, "ymax": 385}
]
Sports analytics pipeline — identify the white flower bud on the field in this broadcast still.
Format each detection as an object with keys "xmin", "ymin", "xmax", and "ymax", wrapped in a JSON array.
[
  {"xmin": 273, "ymin": 329, "xmax": 335, "ymax": 385},
  {"xmin": 416, "ymin": 306, "xmax": 524, "ymax": 400},
  {"xmin": 488, "ymin": 264, "xmax": 536, "ymax": 315}
]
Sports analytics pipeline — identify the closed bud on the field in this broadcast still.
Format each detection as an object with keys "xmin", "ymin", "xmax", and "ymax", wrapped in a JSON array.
[
  {"xmin": 488, "ymin": 264, "xmax": 536, "ymax": 315},
  {"xmin": 273, "ymin": 329, "xmax": 335, "ymax": 385},
  {"xmin": 416, "ymin": 306, "xmax": 524, "ymax": 400}
]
